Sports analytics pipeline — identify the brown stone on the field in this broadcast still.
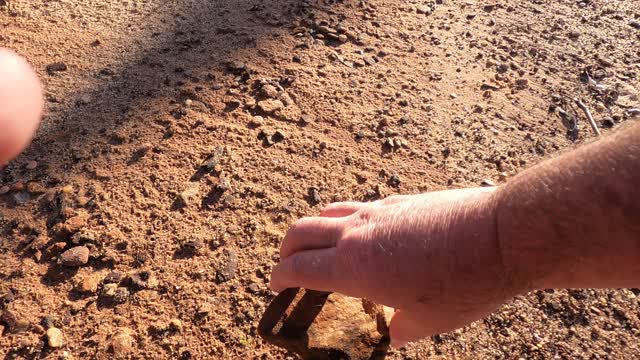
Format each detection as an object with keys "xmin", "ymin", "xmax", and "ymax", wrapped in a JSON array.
[
  {"xmin": 110, "ymin": 328, "xmax": 134, "ymax": 356},
  {"xmin": 63, "ymin": 212, "xmax": 89, "ymax": 233},
  {"xmin": 46, "ymin": 242, "xmax": 67, "ymax": 257},
  {"xmin": 257, "ymin": 99, "xmax": 284, "ymax": 114},
  {"xmin": 59, "ymin": 246, "xmax": 90, "ymax": 267},
  {"xmin": 77, "ymin": 274, "xmax": 101, "ymax": 293},
  {"xmin": 259, "ymin": 288, "xmax": 391, "ymax": 360}
]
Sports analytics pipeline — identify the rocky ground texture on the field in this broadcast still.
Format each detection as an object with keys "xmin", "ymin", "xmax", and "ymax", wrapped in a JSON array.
[{"xmin": 1, "ymin": 0, "xmax": 640, "ymax": 358}]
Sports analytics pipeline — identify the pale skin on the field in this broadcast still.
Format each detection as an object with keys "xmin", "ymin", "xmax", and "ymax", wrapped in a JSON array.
[
  {"xmin": 2, "ymin": 47, "xmax": 639, "ymax": 347},
  {"xmin": 0, "ymin": 49, "xmax": 43, "ymax": 165},
  {"xmin": 270, "ymin": 106, "xmax": 640, "ymax": 345}
]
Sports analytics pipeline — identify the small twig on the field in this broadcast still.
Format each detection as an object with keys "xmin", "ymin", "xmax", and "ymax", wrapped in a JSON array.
[{"xmin": 574, "ymin": 98, "xmax": 601, "ymax": 136}]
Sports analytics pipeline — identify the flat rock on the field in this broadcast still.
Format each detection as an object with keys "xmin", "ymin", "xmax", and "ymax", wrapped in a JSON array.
[
  {"xmin": 59, "ymin": 246, "xmax": 90, "ymax": 267},
  {"xmin": 257, "ymin": 99, "xmax": 284, "ymax": 114},
  {"xmin": 259, "ymin": 288, "xmax": 392, "ymax": 360}
]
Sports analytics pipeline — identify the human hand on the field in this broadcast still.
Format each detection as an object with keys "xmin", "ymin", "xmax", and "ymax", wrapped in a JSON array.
[
  {"xmin": 270, "ymin": 187, "xmax": 525, "ymax": 347},
  {"xmin": 0, "ymin": 48, "xmax": 43, "ymax": 165}
]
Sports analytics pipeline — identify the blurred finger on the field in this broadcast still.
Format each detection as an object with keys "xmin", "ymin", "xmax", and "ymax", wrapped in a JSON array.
[
  {"xmin": 270, "ymin": 247, "xmax": 348, "ymax": 293},
  {"xmin": 279, "ymin": 216, "xmax": 346, "ymax": 259},
  {"xmin": 319, "ymin": 201, "xmax": 364, "ymax": 218},
  {"xmin": 0, "ymin": 49, "xmax": 43, "ymax": 164}
]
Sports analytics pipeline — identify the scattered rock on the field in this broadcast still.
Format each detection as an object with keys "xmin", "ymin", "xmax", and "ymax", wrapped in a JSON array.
[
  {"xmin": 101, "ymin": 284, "xmax": 130, "ymax": 304},
  {"xmin": 215, "ymin": 249, "xmax": 238, "ymax": 283},
  {"xmin": 307, "ymin": 187, "xmax": 322, "ymax": 205},
  {"xmin": 46, "ymin": 327, "xmax": 64, "ymax": 348},
  {"xmin": 259, "ymin": 288, "xmax": 391, "ymax": 359},
  {"xmin": 110, "ymin": 329, "xmax": 134, "ymax": 356},
  {"xmin": 249, "ymin": 115, "xmax": 264, "ymax": 128},
  {"xmin": 178, "ymin": 182, "xmax": 200, "ymax": 206},
  {"xmin": 128, "ymin": 271, "xmax": 159, "ymax": 290},
  {"xmin": 247, "ymin": 283, "xmax": 261, "ymax": 294},
  {"xmin": 568, "ymin": 30, "xmax": 581, "ymax": 40},
  {"xmin": 61, "ymin": 211, "xmax": 89, "ymax": 234},
  {"xmin": 113, "ymin": 286, "xmax": 131, "ymax": 304},
  {"xmin": 629, "ymin": 20, "xmax": 640, "ymax": 30},
  {"xmin": 26, "ymin": 160, "xmax": 38, "ymax": 170},
  {"xmin": 201, "ymin": 146, "xmax": 225, "ymax": 171},
  {"xmin": 180, "ymin": 239, "xmax": 205, "ymax": 257},
  {"xmin": 0, "ymin": 186, "xmax": 9, "ymax": 195},
  {"xmin": 300, "ymin": 114, "xmax": 314, "ymax": 125},
  {"xmin": 77, "ymin": 274, "xmax": 101, "ymax": 294},
  {"xmin": 11, "ymin": 182, "xmax": 24, "ymax": 192},
  {"xmin": 195, "ymin": 302, "xmax": 213, "ymax": 321},
  {"xmin": 46, "ymin": 242, "xmax": 67, "ymax": 257},
  {"xmin": 168, "ymin": 319, "xmax": 183, "ymax": 332},
  {"xmin": 260, "ymin": 84, "xmax": 279, "ymax": 98},
  {"xmin": 257, "ymin": 99, "xmax": 284, "ymax": 114},
  {"xmin": 272, "ymin": 129, "xmax": 286, "ymax": 142},
  {"xmin": 42, "ymin": 315, "xmax": 56, "ymax": 329},
  {"xmin": 388, "ymin": 174, "xmax": 401, "ymax": 188},
  {"xmin": 103, "ymin": 271, "xmax": 126, "ymax": 284},
  {"xmin": 1, "ymin": 310, "xmax": 18, "ymax": 331},
  {"xmin": 416, "ymin": 5, "xmax": 434, "ymax": 14},
  {"xmin": 59, "ymin": 246, "xmax": 90, "ymax": 267},
  {"xmin": 46, "ymin": 62, "xmax": 68, "ymax": 74}
]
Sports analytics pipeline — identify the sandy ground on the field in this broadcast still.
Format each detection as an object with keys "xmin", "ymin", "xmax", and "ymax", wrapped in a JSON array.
[{"xmin": 1, "ymin": 0, "xmax": 640, "ymax": 358}]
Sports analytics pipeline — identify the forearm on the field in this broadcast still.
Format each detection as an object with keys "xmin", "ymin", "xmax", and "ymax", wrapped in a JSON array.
[{"xmin": 496, "ymin": 121, "xmax": 640, "ymax": 291}]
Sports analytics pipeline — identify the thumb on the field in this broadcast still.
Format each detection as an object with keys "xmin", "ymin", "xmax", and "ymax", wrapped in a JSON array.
[
  {"xmin": 389, "ymin": 309, "xmax": 431, "ymax": 348},
  {"xmin": 0, "ymin": 48, "xmax": 43, "ymax": 165}
]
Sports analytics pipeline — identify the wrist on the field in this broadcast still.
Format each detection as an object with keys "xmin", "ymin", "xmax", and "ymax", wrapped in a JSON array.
[{"xmin": 493, "ymin": 183, "xmax": 555, "ymax": 294}]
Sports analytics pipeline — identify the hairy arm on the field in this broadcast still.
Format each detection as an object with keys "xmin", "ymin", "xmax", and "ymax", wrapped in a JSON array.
[{"xmin": 498, "ymin": 121, "xmax": 640, "ymax": 291}]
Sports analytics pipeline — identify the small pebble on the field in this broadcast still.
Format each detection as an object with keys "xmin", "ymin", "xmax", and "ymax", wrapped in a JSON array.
[
  {"xmin": 11, "ymin": 182, "xmax": 24, "ymax": 192},
  {"xmin": 26, "ymin": 161, "xmax": 38, "ymax": 170},
  {"xmin": 249, "ymin": 116, "xmax": 264, "ymax": 127},
  {"xmin": 77, "ymin": 274, "xmax": 101, "ymax": 293},
  {"xmin": 46, "ymin": 62, "xmax": 67, "ymax": 74},
  {"xmin": 272, "ymin": 130, "xmax": 286, "ymax": 142},
  {"xmin": 0, "ymin": 186, "xmax": 9, "ymax": 195},
  {"xmin": 47, "ymin": 327, "xmax": 64, "ymax": 348},
  {"xmin": 247, "ymin": 283, "xmax": 260, "ymax": 294}
]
